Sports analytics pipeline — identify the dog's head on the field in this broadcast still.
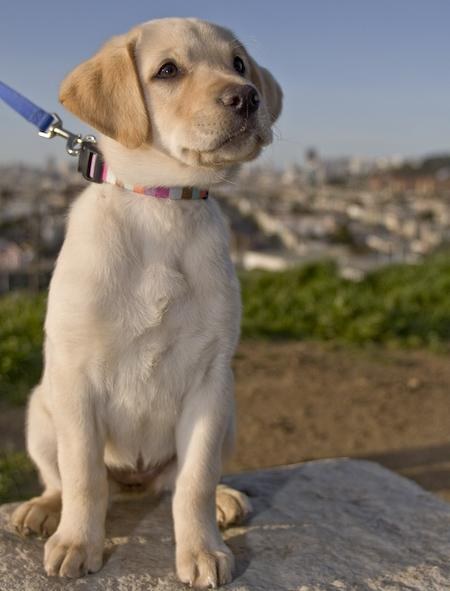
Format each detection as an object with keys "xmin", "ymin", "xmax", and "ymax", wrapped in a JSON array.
[{"xmin": 60, "ymin": 18, "xmax": 282, "ymax": 171}]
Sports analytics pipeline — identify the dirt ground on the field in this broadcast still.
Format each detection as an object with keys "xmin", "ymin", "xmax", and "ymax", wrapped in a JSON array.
[
  {"xmin": 228, "ymin": 341, "xmax": 450, "ymax": 501},
  {"xmin": 2, "ymin": 341, "xmax": 450, "ymax": 501}
]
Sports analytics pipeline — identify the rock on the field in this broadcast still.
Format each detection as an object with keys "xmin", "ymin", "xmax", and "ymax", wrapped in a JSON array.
[
  {"xmin": 1, "ymin": 459, "xmax": 450, "ymax": 590},
  {"xmin": 407, "ymin": 377, "xmax": 422, "ymax": 390}
]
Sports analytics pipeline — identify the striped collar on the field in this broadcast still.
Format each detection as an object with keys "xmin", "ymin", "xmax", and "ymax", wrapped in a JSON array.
[
  {"xmin": 103, "ymin": 164, "xmax": 209, "ymax": 200},
  {"xmin": 86, "ymin": 147, "xmax": 208, "ymax": 200}
]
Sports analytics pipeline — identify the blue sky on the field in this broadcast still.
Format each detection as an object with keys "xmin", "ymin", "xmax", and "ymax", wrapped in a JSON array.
[{"xmin": 0, "ymin": 0, "xmax": 449, "ymax": 167}]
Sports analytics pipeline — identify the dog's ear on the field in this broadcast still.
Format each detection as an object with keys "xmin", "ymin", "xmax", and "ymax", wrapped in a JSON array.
[
  {"xmin": 247, "ymin": 58, "xmax": 283, "ymax": 124},
  {"xmin": 256, "ymin": 66, "xmax": 283, "ymax": 123},
  {"xmin": 59, "ymin": 31, "xmax": 149, "ymax": 149}
]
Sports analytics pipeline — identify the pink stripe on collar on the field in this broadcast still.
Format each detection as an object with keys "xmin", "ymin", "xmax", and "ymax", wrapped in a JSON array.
[{"xmin": 101, "ymin": 163, "xmax": 208, "ymax": 200}]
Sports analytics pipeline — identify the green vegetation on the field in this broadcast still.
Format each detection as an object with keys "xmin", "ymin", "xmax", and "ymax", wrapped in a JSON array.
[
  {"xmin": 0, "ymin": 251, "xmax": 449, "ymax": 502},
  {"xmin": 0, "ymin": 252, "xmax": 449, "ymax": 408},
  {"xmin": 0, "ymin": 452, "xmax": 38, "ymax": 503},
  {"xmin": 241, "ymin": 251, "xmax": 450, "ymax": 348},
  {"xmin": 0, "ymin": 293, "xmax": 46, "ymax": 405}
]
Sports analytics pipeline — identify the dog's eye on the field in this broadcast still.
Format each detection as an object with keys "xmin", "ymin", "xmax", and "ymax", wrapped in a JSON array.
[
  {"xmin": 233, "ymin": 56, "xmax": 246, "ymax": 75},
  {"xmin": 156, "ymin": 62, "xmax": 178, "ymax": 79}
]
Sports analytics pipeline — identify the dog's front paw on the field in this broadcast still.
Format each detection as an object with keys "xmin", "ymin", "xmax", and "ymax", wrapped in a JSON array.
[
  {"xmin": 12, "ymin": 494, "xmax": 61, "ymax": 537},
  {"xmin": 177, "ymin": 543, "xmax": 234, "ymax": 588},
  {"xmin": 44, "ymin": 530, "xmax": 103, "ymax": 578}
]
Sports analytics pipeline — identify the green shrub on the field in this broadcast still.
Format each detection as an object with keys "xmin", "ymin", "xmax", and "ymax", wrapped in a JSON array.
[
  {"xmin": 0, "ymin": 452, "xmax": 38, "ymax": 503},
  {"xmin": 0, "ymin": 293, "xmax": 46, "ymax": 405},
  {"xmin": 0, "ymin": 252, "xmax": 449, "ymax": 409},
  {"xmin": 240, "ymin": 252, "xmax": 450, "ymax": 347}
]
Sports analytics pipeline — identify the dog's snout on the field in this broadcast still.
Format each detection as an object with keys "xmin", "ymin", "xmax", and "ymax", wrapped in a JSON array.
[{"xmin": 218, "ymin": 84, "xmax": 260, "ymax": 115}]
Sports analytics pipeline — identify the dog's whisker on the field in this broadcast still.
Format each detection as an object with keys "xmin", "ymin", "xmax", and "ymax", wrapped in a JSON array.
[{"xmin": 212, "ymin": 169, "xmax": 240, "ymax": 187}]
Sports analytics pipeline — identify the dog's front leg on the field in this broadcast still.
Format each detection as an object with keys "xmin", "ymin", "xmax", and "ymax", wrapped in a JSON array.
[
  {"xmin": 173, "ymin": 368, "xmax": 234, "ymax": 588},
  {"xmin": 44, "ymin": 369, "xmax": 107, "ymax": 578}
]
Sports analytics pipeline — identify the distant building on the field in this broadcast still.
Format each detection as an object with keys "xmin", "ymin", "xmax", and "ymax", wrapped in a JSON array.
[
  {"xmin": 304, "ymin": 148, "xmax": 325, "ymax": 186},
  {"xmin": 0, "ymin": 239, "xmax": 24, "ymax": 271}
]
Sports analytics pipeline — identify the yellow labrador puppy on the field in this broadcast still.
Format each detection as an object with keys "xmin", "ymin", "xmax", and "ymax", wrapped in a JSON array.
[{"xmin": 12, "ymin": 17, "xmax": 282, "ymax": 588}]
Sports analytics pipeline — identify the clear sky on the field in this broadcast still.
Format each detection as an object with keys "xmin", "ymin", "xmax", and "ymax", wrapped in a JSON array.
[{"xmin": 0, "ymin": 0, "xmax": 449, "ymax": 167}]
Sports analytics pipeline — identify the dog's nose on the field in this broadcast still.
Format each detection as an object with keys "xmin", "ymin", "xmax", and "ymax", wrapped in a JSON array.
[{"xmin": 218, "ymin": 84, "xmax": 260, "ymax": 115}]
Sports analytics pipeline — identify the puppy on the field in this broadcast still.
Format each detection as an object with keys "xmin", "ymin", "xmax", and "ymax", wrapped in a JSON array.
[{"xmin": 12, "ymin": 17, "xmax": 282, "ymax": 588}]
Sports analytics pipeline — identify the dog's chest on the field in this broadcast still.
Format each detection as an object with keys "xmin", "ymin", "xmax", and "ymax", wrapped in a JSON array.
[
  {"xmin": 101, "ymin": 207, "xmax": 239, "ymax": 467},
  {"xmin": 104, "ymin": 203, "xmax": 240, "ymax": 399}
]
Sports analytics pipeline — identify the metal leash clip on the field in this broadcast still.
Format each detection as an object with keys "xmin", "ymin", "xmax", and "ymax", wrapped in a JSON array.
[
  {"xmin": 38, "ymin": 112, "xmax": 97, "ymax": 156},
  {"xmin": 0, "ymin": 82, "xmax": 105, "ymax": 184}
]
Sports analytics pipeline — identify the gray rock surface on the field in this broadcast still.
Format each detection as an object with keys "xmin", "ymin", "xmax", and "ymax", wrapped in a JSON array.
[{"xmin": 1, "ymin": 459, "xmax": 450, "ymax": 590}]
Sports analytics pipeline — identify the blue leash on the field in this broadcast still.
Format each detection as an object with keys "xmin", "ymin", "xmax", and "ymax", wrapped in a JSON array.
[
  {"xmin": 0, "ymin": 81, "xmax": 55, "ymax": 132},
  {"xmin": 0, "ymin": 80, "xmax": 103, "ymax": 182}
]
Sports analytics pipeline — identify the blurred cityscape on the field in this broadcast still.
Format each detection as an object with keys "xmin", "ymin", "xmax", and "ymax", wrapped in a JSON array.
[{"xmin": 1, "ymin": 149, "xmax": 450, "ymax": 292}]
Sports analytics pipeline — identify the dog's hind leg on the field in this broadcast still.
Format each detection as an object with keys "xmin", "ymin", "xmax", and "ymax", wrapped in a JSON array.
[
  {"xmin": 216, "ymin": 416, "xmax": 252, "ymax": 529},
  {"xmin": 216, "ymin": 484, "xmax": 252, "ymax": 529},
  {"xmin": 152, "ymin": 459, "xmax": 253, "ymax": 529},
  {"xmin": 11, "ymin": 384, "xmax": 62, "ymax": 537}
]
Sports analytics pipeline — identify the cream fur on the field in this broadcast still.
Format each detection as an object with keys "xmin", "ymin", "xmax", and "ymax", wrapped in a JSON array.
[{"xmin": 12, "ymin": 17, "xmax": 282, "ymax": 589}]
